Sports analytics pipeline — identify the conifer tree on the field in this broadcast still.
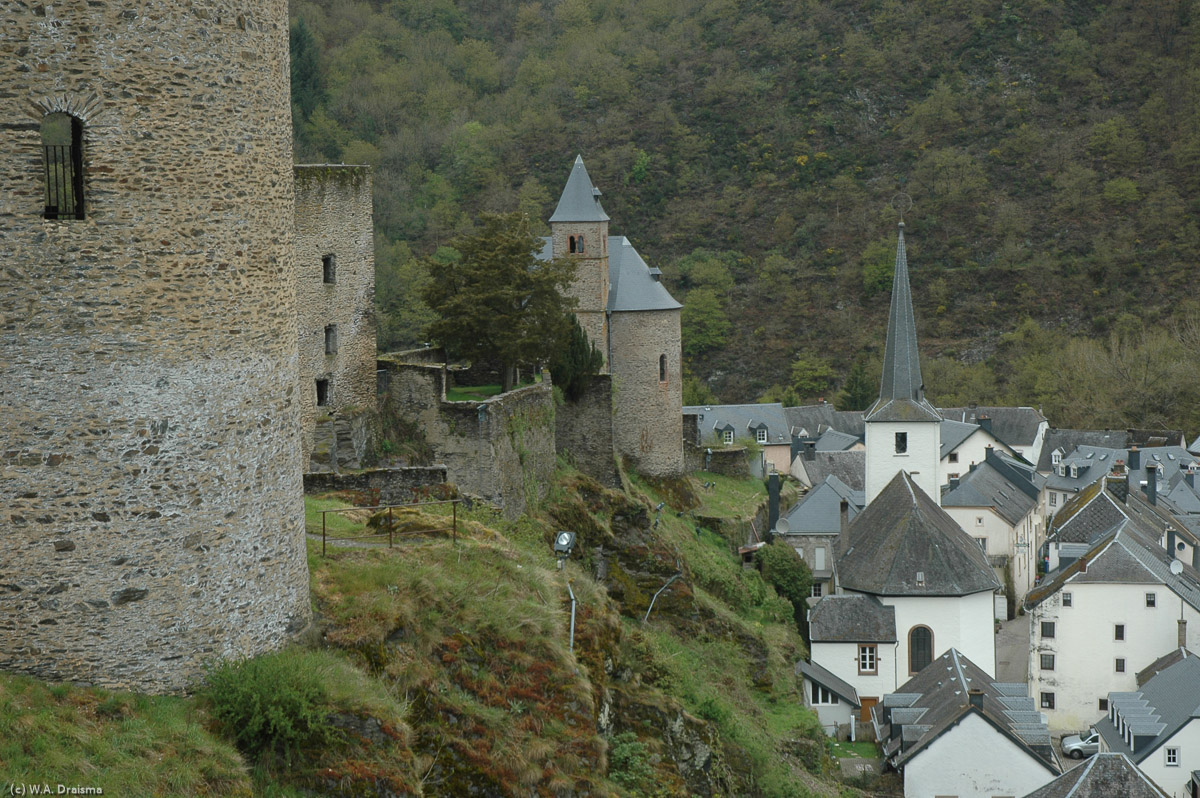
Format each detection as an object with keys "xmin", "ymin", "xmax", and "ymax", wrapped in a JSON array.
[{"xmin": 548, "ymin": 315, "xmax": 603, "ymax": 402}]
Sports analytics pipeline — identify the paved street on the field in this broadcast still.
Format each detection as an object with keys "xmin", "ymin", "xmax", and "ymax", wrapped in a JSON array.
[{"xmin": 996, "ymin": 613, "xmax": 1030, "ymax": 684}]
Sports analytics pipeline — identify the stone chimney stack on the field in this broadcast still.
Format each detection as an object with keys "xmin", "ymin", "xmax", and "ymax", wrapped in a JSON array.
[
  {"xmin": 1145, "ymin": 464, "xmax": 1158, "ymax": 506},
  {"xmin": 968, "ymin": 689, "xmax": 984, "ymax": 710},
  {"xmin": 1129, "ymin": 446, "xmax": 1142, "ymax": 473},
  {"xmin": 767, "ymin": 473, "xmax": 780, "ymax": 535}
]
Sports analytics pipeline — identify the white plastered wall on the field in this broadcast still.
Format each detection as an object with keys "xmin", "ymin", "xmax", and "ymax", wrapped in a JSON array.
[
  {"xmin": 903, "ymin": 712, "xmax": 1057, "ymax": 798},
  {"xmin": 865, "ymin": 420, "xmax": 942, "ymax": 505}
]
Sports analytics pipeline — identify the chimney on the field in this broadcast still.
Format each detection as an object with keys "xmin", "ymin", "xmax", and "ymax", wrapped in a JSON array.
[
  {"xmin": 967, "ymin": 689, "xmax": 984, "ymax": 710},
  {"xmin": 1168, "ymin": 528, "xmax": 1178, "ymax": 558},
  {"xmin": 1145, "ymin": 464, "xmax": 1157, "ymax": 506},
  {"xmin": 840, "ymin": 499, "xmax": 850, "ymax": 536},
  {"xmin": 1187, "ymin": 466, "xmax": 1196, "ymax": 490},
  {"xmin": 1180, "ymin": 619, "xmax": 1188, "ymax": 650},
  {"xmin": 978, "ymin": 415, "xmax": 993, "ymax": 435},
  {"xmin": 767, "ymin": 473, "xmax": 780, "ymax": 535},
  {"xmin": 949, "ymin": 476, "xmax": 961, "ymax": 491},
  {"xmin": 804, "ymin": 440, "xmax": 816, "ymax": 462},
  {"xmin": 1129, "ymin": 446, "xmax": 1141, "ymax": 473}
]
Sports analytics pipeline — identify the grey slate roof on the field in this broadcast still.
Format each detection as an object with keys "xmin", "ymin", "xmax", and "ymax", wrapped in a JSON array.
[
  {"xmin": 1020, "ymin": 753, "xmax": 1167, "ymax": 798},
  {"xmin": 815, "ymin": 428, "xmax": 860, "ymax": 452},
  {"xmin": 548, "ymin": 155, "xmax": 609, "ymax": 222},
  {"xmin": 808, "ymin": 593, "xmax": 897, "ymax": 642},
  {"xmin": 941, "ymin": 451, "xmax": 1045, "ymax": 527},
  {"xmin": 538, "ymin": 234, "xmax": 681, "ymax": 313},
  {"xmin": 940, "ymin": 419, "xmax": 980, "ymax": 458},
  {"xmin": 796, "ymin": 658, "xmax": 861, "ymax": 707},
  {"xmin": 838, "ymin": 471, "xmax": 1002, "ymax": 596},
  {"xmin": 1027, "ymin": 512, "xmax": 1200, "ymax": 613},
  {"xmin": 876, "ymin": 648, "xmax": 1058, "ymax": 771},
  {"xmin": 682, "ymin": 403, "xmax": 791, "ymax": 446},
  {"xmin": 865, "ymin": 224, "xmax": 941, "ymax": 424},
  {"xmin": 1036, "ymin": 429, "xmax": 1130, "ymax": 472},
  {"xmin": 1096, "ymin": 653, "xmax": 1200, "ymax": 764},
  {"xmin": 941, "ymin": 406, "xmax": 1047, "ymax": 448},
  {"xmin": 1137, "ymin": 647, "xmax": 1192, "ymax": 687},
  {"xmin": 797, "ymin": 450, "xmax": 866, "ymax": 491},
  {"xmin": 607, "ymin": 237, "xmax": 681, "ymax": 312},
  {"xmin": 785, "ymin": 404, "xmax": 865, "ymax": 438},
  {"xmin": 782, "ymin": 474, "xmax": 864, "ymax": 535},
  {"xmin": 1048, "ymin": 481, "xmax": 1124, "ymax": 544}
]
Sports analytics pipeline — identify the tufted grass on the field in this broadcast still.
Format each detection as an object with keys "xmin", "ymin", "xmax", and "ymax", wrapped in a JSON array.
[{"xmin": 0, "ymin": 673, "xmax": 251, "ymax": 796}]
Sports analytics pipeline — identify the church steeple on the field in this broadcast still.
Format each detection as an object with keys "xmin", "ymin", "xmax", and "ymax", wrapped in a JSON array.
[
  {"xmin": 550, "ymin": 155, "xmax": 610, "ymax": 370},
  {"xmin": 550, "ymin": 155, "xmax": 609, "ymax": 223},
  {"xmin": 866, "ymin": 222, "xmax": 940, "ymax": 423}
]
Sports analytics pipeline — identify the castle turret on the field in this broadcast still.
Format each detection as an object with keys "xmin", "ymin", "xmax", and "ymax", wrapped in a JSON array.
[
  {"xmin": 550, "ymin": 155, "xmax": 610, "ymax": 367},
  {"xmin": 0, "ymin": 0, "xmax": 310, "ymax": 692},
  {"xmin": 864, "ymin": 222, "xmax": 942, "ymax": 505}
]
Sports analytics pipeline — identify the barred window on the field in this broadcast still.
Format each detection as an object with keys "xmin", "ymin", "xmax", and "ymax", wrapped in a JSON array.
[{"xmin": 42, "ymin": 113, "xmax": 84, "ymax": 220}]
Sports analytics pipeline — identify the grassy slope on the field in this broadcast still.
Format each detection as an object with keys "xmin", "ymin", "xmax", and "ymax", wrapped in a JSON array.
[{"xmin": 0, "ymin": 469, "xmax": 854, "ymax": 797}]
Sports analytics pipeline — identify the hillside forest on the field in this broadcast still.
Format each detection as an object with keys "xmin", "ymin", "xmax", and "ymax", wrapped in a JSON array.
[{"xmin": 289, "ymin": 0, "xmax": 1200, "ymax": 433}]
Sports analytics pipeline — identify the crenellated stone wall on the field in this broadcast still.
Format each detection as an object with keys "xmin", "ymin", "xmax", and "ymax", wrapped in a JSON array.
[
  {"xmin": 609, "ymin": 309, "xmax": 684, "ymax": 476},
  {"xmin": 294, "ymin": 165, "xmax": 377, "ymax": 469},
  {"xmin": 378, "ymin": 360, "xmax": 556, "ymax": 519},
  {"xmin": 0, "ymin": 0, "xmax": 310, "ymax": 693}
]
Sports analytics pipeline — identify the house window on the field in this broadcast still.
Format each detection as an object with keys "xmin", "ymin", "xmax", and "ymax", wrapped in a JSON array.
[
  {"xmin": 1146, "ymin": 592, "xmax": 1156, "ymax": 608},
  {"xmin": 316, "ymin": 378, "xmax": 329, "ymax": 406},
  {"xmin": 814, "ymin": 547, "xmax": 826, "ymax": 571},
  {"xmin": 1040, "ymin": 654, "xmax": 1055, "ymax": 671},
  {"xmin": 659, "ymin": 354, "xmax": 667, "ymax": 383},
  {"xmin": 949, "ymin": 452, "xmax": 958, "ymax": 463},
  {"xmin": 722, "ymin": 429, "xmax": 733, "ymax": 445},
  {"xmin": 1115, "ymin": 624, "xmax": 1125, "ymax": 641},
  {"xmin": 810, "ymin": 583, "xmax": 823, "ymax": 598},
  {"xmin": 1115, "ymin": 658, "xmax": 1126, "ymax": 673},
  {"xmin": 1050, "ymin": 492, "xmax": 1057, "ymax": 507},
  {"xmin": 975, "ymin": 537, "xmax": 988, "ymax": 553},
  {"xmin": 322, "ymin": 254, "xmax": 336, "ymax": 283},
  {"xmin": 1052, "ymin": 451, "xmax": 1062, "ymax": 466},
  {"xmin": 810, "ymin": 683, "xmax": 838, "ymax": 705},
  {"xmin": 1040, "ymin": 692, "xmax": 1055, "ymax": 710},
  {"xmin": 324, "ymin": 324, "xmax": 338, "ymax": 355},
  {"xmin": 1041, "ymin": 621, "xmax": 1055, "ymax": 639},
  {"xmin": 895, "ymin": 432, "xmax": 907, "ymax": 454},
  {"xmin": 756, "ymin": 428, "xmax": 767, "ymax": 444},
  {"xmin": 42, "ymin": 113, "xmax": 85, "ymax": 220},
  {"xmin": 909, "ymin": 626, "xmax": 933, "ymax": 674},
  {"xmin": 1062, "ymin": 592, "xmax": 1072, "ymax": 607},
  {"xmin": 1070, "ymin": 464, "xmax": 1078, "ymax": 478},
  {"xmin": 1166, "ymin": 747, "xmax": 1180, "ymax": 767},
  {"xmin": 859, "ymin": 645, "xmax": 878, "ymax": 675},
  {"xmin": 976, "ymin": 516, "xmax": 985, "ymax": 527},
  {"xmin": 1098, "ymin": 698, "xmax": 1108, "ymax": 711}
]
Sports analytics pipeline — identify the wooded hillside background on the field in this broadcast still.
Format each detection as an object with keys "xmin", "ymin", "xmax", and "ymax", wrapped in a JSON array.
[{"xmin": 290, "ymin": 0, "xmax": 1200, "ymax": 433}]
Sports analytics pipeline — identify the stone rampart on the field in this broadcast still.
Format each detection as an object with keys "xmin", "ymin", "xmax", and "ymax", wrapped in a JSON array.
[
  {"xmin": 378, "ymin": 360, "xmax": 556, "ymax": 519},
  {"xmin": 556, "ymin": 375, "xmax": 620, "ymax": 488},
  {"xmin": 685, "ymin": 444, "xmax": 751, "ymax": 477},
  {"xmin": 0, "ymin": 0, "xmax": 310, "ymax": 693},
  {"xmin": 303, "ymin": 467, "xmax": 448, "ymax": 505},
  {"xmin": 294, "ymin": 165, "xmax": 377, "ymax": 468},
  {"xmin": 610, "ymin": 309, "xmax": 684, "ymax": 476}
]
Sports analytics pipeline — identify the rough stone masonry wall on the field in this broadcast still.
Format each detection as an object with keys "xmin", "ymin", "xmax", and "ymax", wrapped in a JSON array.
[
  {"xmin": 294, "ymin": 165, "xmax": 377, "ymax": 468},
  {"xmin": 609, "ymin": 309, "xmax": 685, "ymax": 476},
  {"xmin": 556, "ymin": 375, "xmax": 620, "ymax": 488},
  {"xmin": 380, "ymin": 361, "xmax": 556, "ymax": 519},
  {"xmin": 0, "ymin": 0, "xmax": 310, "ymax": 693},
  {"xmin": 552, "ymin": 221, "xmax": 609, "ymax": 369}
]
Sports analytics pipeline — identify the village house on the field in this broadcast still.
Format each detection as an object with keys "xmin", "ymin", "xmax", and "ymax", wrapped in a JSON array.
[
  {"xmin": 941, "ymin": 405, "xmax": 1050, "ymax": 468},
  {"xmin": 1097, "ymin": 652, "xmax": 1200, "ymax": 798},
  {"xmin": 802, "ymin": 593, "xmax": 893, "ymax": 738},
  {"xmin": 873, "ymin": 648, "xmax": 1059, "ymax": 798},
  {"xmin": 1024, "ymin": 495, "xmax": 1200, "ymax": 730},
  {"xmin": 1020, "ymin": 752, "xmax": 1169, "ymax": 798},
  {"xmin": 682, "ymin": 402, "xmax": 792, "ymax": 475},
  {"xmin": 778, "ymin": 474, "xmax": 863, "ymax": 600}
]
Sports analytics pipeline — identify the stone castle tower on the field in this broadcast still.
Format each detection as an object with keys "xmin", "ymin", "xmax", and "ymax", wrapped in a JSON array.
[
  {"xmin": 548, "ymin": 156, "xmax": 684, "ymax": 477},
  {"xmin": 864, "ymin": 222, "xmax": 943, "ymax": 504},
  {"xmin": 0, "ymin": 0, "xmax": 311, "ymax": 692}
]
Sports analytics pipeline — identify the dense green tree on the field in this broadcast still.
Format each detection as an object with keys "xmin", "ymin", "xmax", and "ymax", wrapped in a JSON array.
[
  {"xmin": 788, "ymin": 355, "xmax": 837, "ymax": 402},
  {"xmin": 755, "ymin": 540, "xmax": 813, "ymax": 628},
  {"xmin": 681, "ymin": 288, "xmax": 730, "ymax": 359},
  {"xmin": 548, "ymin": 315, "xmax": 603, "ymax": 402},
  {"xmin": 422, "ymin": 213, "xmax": 577, "ymax": 391},
  {"xmin": 838, "ymin": 360, "xmax": 875, "ymax": 411},
  {"xmin": 290, "ymin": 19, "xmax": 325, "ymax": 121}
]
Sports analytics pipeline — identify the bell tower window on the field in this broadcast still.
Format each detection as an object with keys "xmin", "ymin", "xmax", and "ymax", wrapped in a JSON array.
[{"xmin": 42, "ymin": 113, "xmax": 85, "ymax": 220}]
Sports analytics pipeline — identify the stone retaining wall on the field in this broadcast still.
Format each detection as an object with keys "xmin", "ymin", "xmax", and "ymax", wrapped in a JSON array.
[{"xmin": 556, "ymin": 375, "xmax": 620, "ymax": 488}]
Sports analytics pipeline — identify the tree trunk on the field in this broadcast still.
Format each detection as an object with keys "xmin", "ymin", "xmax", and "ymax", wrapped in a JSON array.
[{"xmin": 502, "ymin": 363, "xmax": 516, "ymax": 393}]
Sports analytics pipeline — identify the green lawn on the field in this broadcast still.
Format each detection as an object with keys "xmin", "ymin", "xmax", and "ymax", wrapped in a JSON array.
[
  {"xmin": 830, "ymin": 739, "xmax": 880, "ymax": 758},
  {"xmin": 692, "ymin": 470, "xmax": 768, "ymax": 518},
  {"xmin": 445, "ymin": 375, "xmax": 542, "ymax": 402},
  {"xmin": 304, "ymin": 494, "xmax": 372, "ymax": 539}
]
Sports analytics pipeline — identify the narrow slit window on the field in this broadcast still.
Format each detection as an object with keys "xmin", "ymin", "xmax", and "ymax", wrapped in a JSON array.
[
  {"xmin": 324, "ymin": 324, "xmax": 337, "ymax": 356},
  {"xmin": 568, "ymin": 235, "xmax": 577, "ymax": 254},
  {"xmin": 576, "ymin": 235, "xmax": 584, "ymax": 253},
  {"xmin": 659, "ymin": 354, "xmax": 667, "ymax": 382},
  {"xmin": 42, "ymin": 113, "xmax": 84, "ymax": 220},
  {"xmin": 316, "ymin": 379, "xmax": 329, "ymax": 406},
  {"xmin": 895, "ymin": 432, "xmax": 907, "ymax": 454},
  {"xmin": 322, "ymin": 254, "xmax": 336, "ymax": 283}
]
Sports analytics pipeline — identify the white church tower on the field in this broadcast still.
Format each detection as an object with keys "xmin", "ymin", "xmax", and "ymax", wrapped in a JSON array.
[{"xmin": 864, "ymin": 222, "xmax": 942, "ymax": 505}]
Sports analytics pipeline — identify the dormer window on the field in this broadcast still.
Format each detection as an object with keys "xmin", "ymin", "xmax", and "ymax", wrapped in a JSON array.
[
  {"xmin": 1070, "ymin": 464, "xmax": 1078, "ymax": 478},
  {"xmin": 1052, "ymin": 450, "xmax": 1063, "ymax": 466},
  {"xmin": 42, "ymin": 113, "xmax": 85, "ymax": 220},
  {"xmin": 756, "ymin": 428, "xmax": 767, "ymax": 444},
  {"xmin": 723, "ymin": 429, "xmax": 733, "ymax": 445}
]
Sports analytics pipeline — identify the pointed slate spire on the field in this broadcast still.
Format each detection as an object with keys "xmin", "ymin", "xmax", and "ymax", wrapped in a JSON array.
[
  {"xmin": 549, "ymin": 155, "xmax": 609, "ymax": 223},
  {"xmin": 866, "ymin": 222, "xmax": 941, "ymax": 422}
]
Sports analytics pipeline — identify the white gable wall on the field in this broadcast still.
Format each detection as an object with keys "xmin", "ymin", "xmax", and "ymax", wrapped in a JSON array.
[
  {"xmin": 854, "ymin": 591, "xmax": 997, "ymax": 680},
  {"xmin": 1030, "ymin": 582, "xmax": 1200, "ymax": 730},
  {"xmin": 800, "ymin": 674, "xmax": 857, "ymax": 736},
  {"xmin": 943, "ymin": 504, "xmax": 1043, "ymax": 602},
  {"xmin": 811, "ymin": 640, "xmax": 899, "ymax": 700},
  {"xmin": 865, "ymin": 420, "xmax": 941, "ymax": 506},
  {"xmin": 942, "ymin": 431, "xmax": 1012, "ymax": 476},
  {"xmin": 903, "ymin": 711, "xmax": 1057, "ymax": 798},
  {"xmin": 1135, "ymin": 720, "xmax": 1200, "ymax": 798}
]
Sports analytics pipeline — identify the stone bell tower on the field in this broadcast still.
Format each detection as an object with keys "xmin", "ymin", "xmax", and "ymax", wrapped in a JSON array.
[{"xmin": 550, "ymin": 155, "xmax": 611, "ymax": 368}]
